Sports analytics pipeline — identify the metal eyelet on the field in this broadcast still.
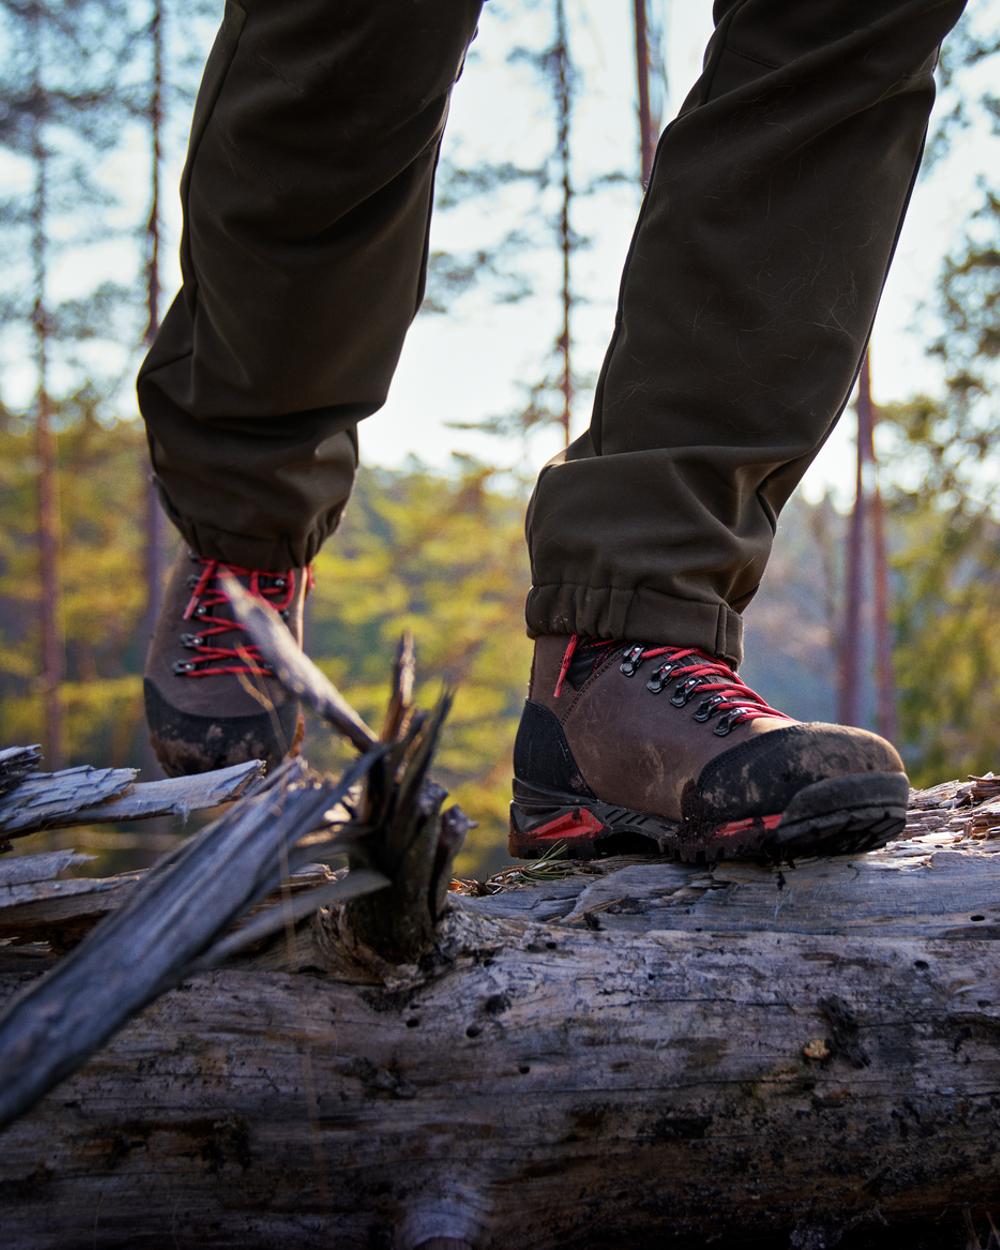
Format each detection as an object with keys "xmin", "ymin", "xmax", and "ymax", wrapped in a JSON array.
[
  {"xmin": 193, "ymin": 604, "xmax": 207, "ymax": 617},
  {"xmin": 180, "ymin": 633, "xmax": 202, "ymax": 649},
  {"xmin": 645, "ymin": 662, "xmax": 676, "ymax": 693},
  {"xmin": 172, "ymin": 660, "xmax": 196, "ymax": 675},
  {"xmin": 270, "ymin": 576, "xmax": 287, "ymax": 589},
  {"xmin": 713, "ymin": 708, "xmax": 751, "ymax": 737},
  {"xmin": 670, "ymin": 675, "xmax": 704, "ymax": 707},
  {"xmin": 620, "ymin": 645, "xmax": 645, "ymax": 677},
  {"xmin": 693, "ymin": 694, "xmax": 725, "ymax": 723}
]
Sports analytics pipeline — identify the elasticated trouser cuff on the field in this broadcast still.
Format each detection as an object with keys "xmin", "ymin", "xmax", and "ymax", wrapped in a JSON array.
[
  {"xmin": 153, "ymin": 477, "xmax": 340, "ymax": 572},
  {"xmin": 526, "ymin": 581, "xmax": 744, "ymax": 668}
]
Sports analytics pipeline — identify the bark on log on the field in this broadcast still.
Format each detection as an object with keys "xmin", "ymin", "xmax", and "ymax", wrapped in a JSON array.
[{"xmin": 1, "ymin": 791, "xmax": 998, "ymax": 1249}]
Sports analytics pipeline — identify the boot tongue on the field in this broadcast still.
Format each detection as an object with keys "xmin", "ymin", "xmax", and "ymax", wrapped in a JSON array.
[
  {"xmin": 564, "ymin": 638, "xmax": 621, "ymax": 690},
  {"xmin": 566, "ymin": 640, "xmax": 710, "ymax": 692}
]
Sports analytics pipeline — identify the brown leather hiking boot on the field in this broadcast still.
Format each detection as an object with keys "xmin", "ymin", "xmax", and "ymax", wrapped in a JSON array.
[
  {"xmin": 144, "ymin": 551, "xmax": 311, "ymax": 776},
  {"xmin": 509, "ymin": 636, "xmax": 908, "ymax": 863}
]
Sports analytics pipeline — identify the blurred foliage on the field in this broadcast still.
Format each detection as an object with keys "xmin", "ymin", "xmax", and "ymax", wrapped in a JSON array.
[
  {"xmin": 306, "ymin": 460, "xmax": 533, "ymax": 877},
  {"xmin": 0, "ymin": 399, "xmax": 147, "ymax": 766},
  {"xmin": 880, "ymin": 394, "xmax": 1000, "ymax": 787}
]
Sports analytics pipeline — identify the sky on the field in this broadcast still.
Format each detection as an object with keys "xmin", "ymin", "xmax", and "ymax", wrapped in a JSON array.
[{"xmin": 4, "ymin": 0, "xmax": 996, "ymax": 508}]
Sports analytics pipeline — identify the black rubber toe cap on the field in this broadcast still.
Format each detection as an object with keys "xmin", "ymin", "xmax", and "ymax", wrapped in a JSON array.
[
  {"xmin": 144, "ymin": 679, "xmax": 301, "ymax": 777},
  {"xmin": 686, "ymin": 723, "xmax": 906, "ymax": 824}
]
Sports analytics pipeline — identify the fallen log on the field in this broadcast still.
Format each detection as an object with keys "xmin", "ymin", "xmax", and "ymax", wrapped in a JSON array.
[
  {"xmin": 1, "ymin": 817, "xmax": 999, "ymax": 1248},
  {"xmin": 3, "ymin": 787, "xmax": 999, "ymax": 1248},
  {"xmin": 1, "ymin": 601, "xmax": 998, "ymax": 1249}
]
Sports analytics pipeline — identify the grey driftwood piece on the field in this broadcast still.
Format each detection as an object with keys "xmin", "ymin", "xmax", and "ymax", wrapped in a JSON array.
[
  {"xmin": 0, "ymin": 781, "xmax": 998, "ymax": 1249},
  {"xmin": 61, "ymin": 758, "xmax": 265, "ymax": 825},
  {"xmin": 0, "ymin": 755, "xmax": 264, "ymax": 843},
  {"xmin": 0, "ymin": 745, "xmax": 42, "ymax": 797},
  {"xmin": 0, "ymin": 765, "xmax": 137, "ymax": 840},
  {"xmin": 0, "ymin": 848, "xmax": 90, "ymax": 888},
  {"xmin": 0, "ymin": 754, "xmax": 387, "ymax": 1129}
]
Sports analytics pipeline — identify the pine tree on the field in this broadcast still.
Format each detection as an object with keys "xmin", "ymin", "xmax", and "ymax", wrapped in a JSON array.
[
  {"xmin": 140, "ymin": 0, "xmax": 168, "ymax": 640},
  {"xmin": 873, "ymin": 8, "xmax": 999, "ymax": 779},
  {"xmin": 0, "ymin": 0, "xmax": 132, "ymax": 765}
]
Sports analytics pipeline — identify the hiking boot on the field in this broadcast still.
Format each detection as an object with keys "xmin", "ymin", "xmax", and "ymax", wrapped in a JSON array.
[
  {"xmin": 144, "ymin": 551, "xmax": 311, "ymax": 777},
  {"xmin": 509, "ymin": 635, "xmax": 909, "ymax": 863}
]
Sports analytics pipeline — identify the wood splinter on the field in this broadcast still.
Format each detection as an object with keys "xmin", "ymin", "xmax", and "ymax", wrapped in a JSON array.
[{"xmin": 227, "ymin": 584, "xmax": 472, "ymax": 966}]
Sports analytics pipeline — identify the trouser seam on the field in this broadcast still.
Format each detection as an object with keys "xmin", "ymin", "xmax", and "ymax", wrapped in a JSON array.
[
  {"xmin": 722, "ymin": 45, "xmax": 781, "ymax": 72},
  {"xmin": 530, "ymin": 578, "xmax": 735, "ymax": 612}
]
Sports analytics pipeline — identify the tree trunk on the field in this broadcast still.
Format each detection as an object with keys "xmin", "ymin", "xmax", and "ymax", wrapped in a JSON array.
[
  {"xmin": 632, "ymin": 0, "xmax": 656, "ymax": 184},
  {"xmin": 553, "ymin": 0, "xmax": 573, "ymax": 449},
  {"xmin": 1, "ymin": 778, "xmax": 999, "ymax": 1249},
  {"xmin": 30, "ymin": 6, "xmax": 64, "ymax": 771},
  {"xmin": 141, "ymin": 0, "xmax": 168, "ymax": 783},
  {"xmin": 858, "ymin": 355, "xmax": 897, "ymax": 742}
]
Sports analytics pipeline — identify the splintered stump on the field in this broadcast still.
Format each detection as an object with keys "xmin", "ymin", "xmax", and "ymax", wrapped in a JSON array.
[{"xmin": 1, "ymin": 598, "xmax": 998, "ymax": 1249}]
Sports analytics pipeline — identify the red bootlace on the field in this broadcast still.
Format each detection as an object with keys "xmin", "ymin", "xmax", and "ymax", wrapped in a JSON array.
[
  {"xmin": 553, "ymin": 635, "xmax": 792, "ymax": 732},
  {"xmin": 175, "ymin": 558, "xmax": 313, "ymax": 679}
]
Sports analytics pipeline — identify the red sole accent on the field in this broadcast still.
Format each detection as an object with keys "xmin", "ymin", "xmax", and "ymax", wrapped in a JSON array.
[
  {"xmin": 528, "ymin": 808, "xmax": 607, "ymax": 842},
  {"xmin": 715, "ymin": 812, "xmax": 783, "ymax": 839}
]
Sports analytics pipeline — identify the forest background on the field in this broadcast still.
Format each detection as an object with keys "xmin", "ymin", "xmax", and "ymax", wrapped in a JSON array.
[{"xmin": 0, "ymin": 0, "xmax": 996, "ymax": 878}]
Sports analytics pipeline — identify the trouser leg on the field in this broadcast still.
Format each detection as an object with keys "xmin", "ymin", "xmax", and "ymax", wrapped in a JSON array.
[
  {"xmin": 138, "ymin": 0, "xmax": 483, "ymax": 570},
  {"xmin": 525, "ymin": 0, "xmax": 966, "ymax": 665}
]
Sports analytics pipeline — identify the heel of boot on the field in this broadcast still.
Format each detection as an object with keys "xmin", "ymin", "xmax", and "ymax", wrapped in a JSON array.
[
  {"xmin": 508, "ymin": 792, "xmax": 609, "ymax": 859},
  {"xmin": 509, "ymin": 779, "xmax": 680, "ymax": 860}
]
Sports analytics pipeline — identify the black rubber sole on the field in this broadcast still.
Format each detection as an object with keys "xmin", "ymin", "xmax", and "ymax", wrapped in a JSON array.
[
  {"xmin": 144, "ymin": 679, "xmax": 303, "ymax": 777},
  {"xmin": 509, "ymin": 771, "xmax": 909, "ymax": 864}
]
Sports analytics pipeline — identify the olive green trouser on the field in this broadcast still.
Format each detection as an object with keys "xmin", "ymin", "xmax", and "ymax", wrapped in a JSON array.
[{"xmin": 138, "ymin": 0, "xmax": 966, "ymax": 666}]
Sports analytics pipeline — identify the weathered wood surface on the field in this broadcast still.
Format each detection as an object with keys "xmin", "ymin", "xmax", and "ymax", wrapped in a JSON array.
[
  {"xmin": 0, "ymin": 745, "xmax": 43, "ymax": 798},
  {"xmin": 1, "ymin": 894, "xmax": 998, "ymax": 1249},
  {"xmin": 0, "ymin": 778, "xmax": 998, "ymax": 1248},
  {"xmin": 0, "ymin": 765, "xmax": 137, "ymax": 839},
  {"xmin": 0, "ymin": 754, "xmax": 264, "ymax": 845},
  {"xmin": 0, "ymin": 624, "xmax": 471, "ymax": 1136},
  {"xmin": 0, "ymin": 848, "xmax": 90, "ymax": 888},
  {"xmin": 462, "ymin": 832, "xmax": 1000, "ymax": 938},
  {"xmin": 0, "ymin": 755, "xmax": 388, "ymax": 1129}
]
